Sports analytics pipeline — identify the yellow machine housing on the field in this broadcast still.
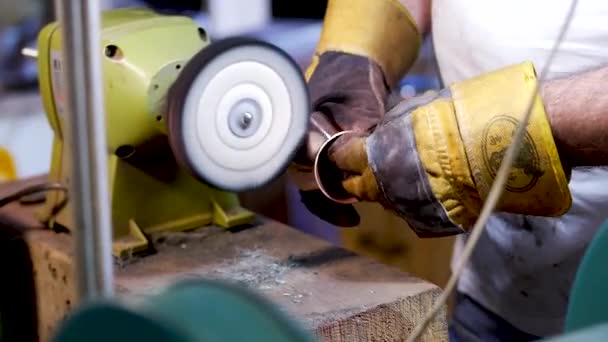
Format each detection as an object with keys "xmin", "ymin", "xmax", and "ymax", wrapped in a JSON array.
[{"xmin": 36, "ymin": 8, "xmax": 255, "ymax": 258}]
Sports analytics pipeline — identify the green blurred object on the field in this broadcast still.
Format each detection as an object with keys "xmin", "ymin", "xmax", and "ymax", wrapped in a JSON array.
[
  {"xmin": 540, "ymin": 218, "xmax": 608, "ymax": 341},
  {"xmin": 564, "ymin": 218, "xmax": 608, "ymax": 333},
  {"xmin": 542, "ymin": 324, "xmax": 608, "ymax": 342},
  {"xmin": 52, "ymin": 279, "xmax": 315, "ymax": 342}
]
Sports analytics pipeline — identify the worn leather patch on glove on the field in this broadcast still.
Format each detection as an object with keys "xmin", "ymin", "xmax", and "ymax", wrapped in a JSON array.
[
  {"xmin": 291, "ymin": 52, "xmax": 388, "ymax": 170},
  {"xmin": 308, "ymin": 51, "xmax": 389, "ymax": 133},
  {"xmin": 367, "ymin": 112, "xmax": 466, "ymax": 237}
]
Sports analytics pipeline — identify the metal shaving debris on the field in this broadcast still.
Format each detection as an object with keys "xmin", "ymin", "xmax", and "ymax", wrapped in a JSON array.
[{"xmin": 204, "ymin": 248, "xmax": 292, "ymax": 290}]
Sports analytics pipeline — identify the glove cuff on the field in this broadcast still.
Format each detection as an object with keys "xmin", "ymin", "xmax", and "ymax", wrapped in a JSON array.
[
  {"xmin": 449, "ymin": 61, "xmax": 572, "ymax": 216},
  {"xmin": 305, "ymin": 0, "xmax": 422, "ymax": 87}
]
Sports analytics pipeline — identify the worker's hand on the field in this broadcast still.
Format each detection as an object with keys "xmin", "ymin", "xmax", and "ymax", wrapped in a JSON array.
[
  {"xmin": 290, "ymin": 51, "xmax": 406, "ymax": 227},
  {"xmin": 308, "ymin": 52, "xmax": 393, "ymax": 131},
  {"xmin": 289, "ymin": 52, "xmax": 395, "ymax": 227},
  {"xmin": 327, "ymin": 62, "xmax": 573, "ymax": 237},
  {"xmin": 290, "ymin": 51, "xmax": 396, "ymax": 175},
  {"xmin": 287, "ymin": 0, "xmax": 422, "ymax": 226},
  {"xmin": 326, "ymin": 89, "xmax": 439, "ymax": 201}
]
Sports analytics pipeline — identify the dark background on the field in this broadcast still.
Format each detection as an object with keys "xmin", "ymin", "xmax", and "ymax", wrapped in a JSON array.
[
  {"xmin": 271, "ymin": 1, "xmax": 327, "ymax": 19},
  {"xmin": 139, "ymin": 0, "xmax": 329, "ymax": 19}
]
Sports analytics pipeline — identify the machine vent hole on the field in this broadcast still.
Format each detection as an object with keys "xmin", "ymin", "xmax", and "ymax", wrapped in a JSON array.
[
  {"xmin": 176, "ymin": 64, "xmax": 181, "ymax": 70},
  {"xmin": 104, "ymin": 45, "xmax": 123, "ymax": 60},
  {"xmin": 115, "ymin": 145, "xmax": 135, "ymax": 159},
  {"xmin": 198, "ymin": 27, "xmax": 207, "ymax": 41},
  {"xmin": 156, "ymin": 115, "xmax": 162, "ymax": 121}
]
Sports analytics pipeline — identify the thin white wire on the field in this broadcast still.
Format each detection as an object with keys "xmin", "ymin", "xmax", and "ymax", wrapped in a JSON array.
[{"xmin": 406, "ymin": 1, "xmax": 579, "ymax": 340}]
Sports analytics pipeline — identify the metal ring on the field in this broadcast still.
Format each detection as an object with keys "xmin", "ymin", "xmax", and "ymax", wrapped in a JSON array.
[{"xmin": 313, "ymin": 130, "xmax": 359, "ymax": 204}]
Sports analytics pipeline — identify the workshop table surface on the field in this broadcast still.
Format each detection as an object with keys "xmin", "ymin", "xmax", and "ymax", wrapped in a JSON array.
[{"xmin": 0, "ymin": 176, "xmax": 448, "ymax": 342}]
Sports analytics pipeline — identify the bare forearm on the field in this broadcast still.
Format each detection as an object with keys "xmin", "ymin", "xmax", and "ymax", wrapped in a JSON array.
[
  {"xmin": 398, "ymin": 0, "xmax": 432, "ymax": 35},
  {"xmin": 542, "ymin": 65, "xmax": 608, "ymax": 167}
]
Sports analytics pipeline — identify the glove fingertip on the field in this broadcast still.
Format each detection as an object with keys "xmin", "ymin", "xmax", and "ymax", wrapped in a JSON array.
[
  {"xmin": 328, "ymin": 134, "xmax": 369, "ymax": 173},
  {"xmin": 342, "ymin": 177, "xmax": 365, "ymax": 199},
  {"xmin": 342, "ymin": 168, "xmax": 380, "ymax": 202}
]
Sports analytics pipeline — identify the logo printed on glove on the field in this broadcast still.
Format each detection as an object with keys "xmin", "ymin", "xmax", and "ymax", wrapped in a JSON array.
[{"xmin": 482, "ymin": 115, "xmax": 544, "ymax": 193}]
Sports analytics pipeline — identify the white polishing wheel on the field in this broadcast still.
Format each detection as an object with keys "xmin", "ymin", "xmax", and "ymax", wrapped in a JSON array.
[{"xmin": 167, "ymin": 37, "xmax": 310, "ymax": 192}]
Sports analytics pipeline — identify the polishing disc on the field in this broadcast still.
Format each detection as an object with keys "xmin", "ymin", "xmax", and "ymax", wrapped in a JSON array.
[{"xmin": 167, "ymin": 37, "xmax": 310, "ymax": 192}]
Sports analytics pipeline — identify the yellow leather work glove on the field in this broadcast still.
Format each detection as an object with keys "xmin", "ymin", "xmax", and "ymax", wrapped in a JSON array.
[
  {"xmin": 289, "ymin": 0, "xmax": 422, "ymax": 226},
  {"xmin": 0, "ymin": 147, "xmax": 16, "ymax": 182},
  {"xmin": 328, "ymin": 62, "xmax": 572, "ymax": 237}
]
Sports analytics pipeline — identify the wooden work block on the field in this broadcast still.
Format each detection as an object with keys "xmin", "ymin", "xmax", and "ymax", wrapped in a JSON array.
[{"xmin": 1, "ymin": 177, "xmax": 448, "ymax": 342}]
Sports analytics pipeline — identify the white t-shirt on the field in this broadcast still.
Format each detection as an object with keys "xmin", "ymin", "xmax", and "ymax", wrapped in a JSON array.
[{"xmin": 432, "ymin": 0, "xmax": 608, "ymax": 337}]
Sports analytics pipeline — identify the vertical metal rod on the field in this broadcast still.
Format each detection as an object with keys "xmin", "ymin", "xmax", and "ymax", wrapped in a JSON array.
[{"xmin": 55, "ymin": 0, "xmax": 114, "ymax": 301}]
